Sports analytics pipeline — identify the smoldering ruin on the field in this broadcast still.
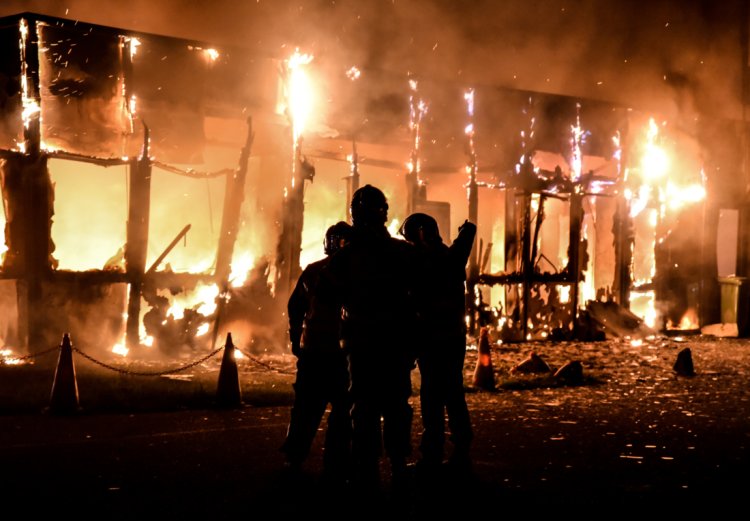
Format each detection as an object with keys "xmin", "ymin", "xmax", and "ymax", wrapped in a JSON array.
[{"xmin": 0, "ymin": 1, "xmax": 749, "ymax": 366}]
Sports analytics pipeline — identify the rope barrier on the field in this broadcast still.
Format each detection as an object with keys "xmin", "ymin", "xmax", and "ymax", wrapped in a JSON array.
[
  {"xmin": 71, "ymin": 345, "xmax": 225, "ymax": 376},
  {"xmin": 1, "ymin": 345, "xmax": 60, "ymax": 363},
  {"xmin": 237, "ymin": 348, "xmax": 296, "ymax": 375},
  {"xmin": 2, "ymin": 342, "xmax": 296, "ymax": 377}
]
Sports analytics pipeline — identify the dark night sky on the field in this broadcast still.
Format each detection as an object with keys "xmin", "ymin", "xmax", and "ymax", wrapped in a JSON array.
[{"xmin": 0, "ymin": 0, "xmax": 747, "ymax": 122}]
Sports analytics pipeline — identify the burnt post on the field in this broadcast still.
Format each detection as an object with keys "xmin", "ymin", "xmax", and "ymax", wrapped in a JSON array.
[
  {"xmin": 125, "ymin": 127, "xmax": 152, "ymax": 349},
  {"xmin": 520, "ymin": 192, "xmax": 533, "ymax": 339},
  {"xmin": 211, "ymin": 119, "xmax": 254, "ymax": 348},
  {"xmin": 613, "ymin": 191, "xmax": 633, "ymax": 308},
  {"xmin": 0, "ymin": 17, "xmax": 55, "ymax": 351},
  {"xmin": 568, "ymin": 189, "xmax": 584, "ymax": 334},
  {"xmin": 215, "ymin": 118, "xmax": 254, "ymax": 285},
  {"xmin": 276, "ymin": 135, "xmax": 313, "ymax": 295}
]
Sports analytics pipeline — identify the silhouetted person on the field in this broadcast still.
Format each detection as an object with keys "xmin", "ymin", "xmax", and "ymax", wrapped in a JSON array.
[
  {"xmin": 400, "ymin": 213, "xmax": 476, "ymax": 475},
  {"xmin": 281, "ymin": 221, "xmax": 353, "ymax": 483},
  {"xmin": 317, "ymin": 185, "xmax": 418, "ymax": 495}
]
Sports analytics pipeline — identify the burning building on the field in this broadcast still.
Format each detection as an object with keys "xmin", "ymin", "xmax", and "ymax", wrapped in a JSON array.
[{"xmin": 1, "ymin": 8, "xmax": 748, "ymax": 365}]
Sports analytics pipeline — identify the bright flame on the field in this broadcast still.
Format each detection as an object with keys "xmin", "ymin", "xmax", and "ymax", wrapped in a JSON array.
[
  {"xmin": 0, "ymin": 349, "xmax": 23, "ymax": 365},
  {"xmin": 641, "ymin": 119, "xmax": 669, "ymax": 181},
  {"xmin": 630, "ymin": 290, "xmax": 657, "ymax": 328},
  {"xmin": 559, "ymin": 285, "xmax": 571, "ymax": 304},
  {"xmin": 196, "ymin": 323, "xmax": 210, "ymax": 336},
  {"xmin": 388, "ymin": 218, "xmax": 401, "ymax": 237},
  {"xmin": 668, "ymin": 308, "xmax": 699, "ymax": 330},
  {"xmin": 127, "ymin": 36, "xmax": 141, "ymax": 59},
  {"xmin": 665, "ymin": 181, "xmax": 706, "ymax": 211},
  {"xmin": 229, "ymin": 253, "xmax": 256, "ymax": 288},
  {"xmin": 165, "ymin": 282, "xmax": 219, "ymax": 320},
  {"xmin": 286, "ymin": 50, "xmax": 314, "ymax": 142},
  {"xmin": 112, "ymin": 341, "xmax": 129, "ymax": 357},
  {"xmin": 204, "ymin": 48, "xmax": 219, "ymax": 61},
  {"xmin": 19, "ymin": 19, "xmax": 40, "ymax": 132}
]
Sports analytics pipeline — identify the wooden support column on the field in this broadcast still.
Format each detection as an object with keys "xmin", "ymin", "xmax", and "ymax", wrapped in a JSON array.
[
  {"xmin": 275, "ymin": 137, "xmax": 308, "ymax": 296},
  {"xmin": 504, "ymin": 187, "xmax": 519, "ymax": 327},
  {"xmin": 568, "ymin": 190, "xmax": 584, "ymax": 335},
  {"xmin": 125, "ymin": 129, "xmax": 152, "ymax": 349},
  {"xmin": 214, "ymin": 118, "xmax": 254, "ymax": 285},
  {"xmin": 211, "ymin": 119, "xmax": 254, "ymax": 348}
]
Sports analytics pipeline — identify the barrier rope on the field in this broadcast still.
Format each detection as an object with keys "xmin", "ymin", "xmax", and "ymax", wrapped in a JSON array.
[
  {"xmin": 237, "ymin": 347, "xmax": 296, "ymax": 375},
  {"xmin": 2, "ymin": 343, "xmax": 297, "ymax": 377},
  {"xmin": 1, "ymin": 345, "xmax": 60, "ymax": 363},
  {"xmin": 71, "ymin": 345, "xmax": 225, "ymax": 376}
]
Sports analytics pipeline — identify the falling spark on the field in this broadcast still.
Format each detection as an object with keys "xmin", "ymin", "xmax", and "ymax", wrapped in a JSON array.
[
  {"xmin": 204, "ymin": 48, "xmax": 219, "ymax": 61},
  {"xmin": 346, "ymin": 66, "xmax": 361, "ymax": 80},
  {"xmin": 570, "ymin": 102, "xmax": 583, "ymax": 180},
  {"xmin": 408, "ymin": 79, "xmax": 428, "ymax": 177}
]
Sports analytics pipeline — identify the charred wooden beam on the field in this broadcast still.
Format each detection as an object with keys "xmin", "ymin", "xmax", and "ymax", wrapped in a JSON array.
[
  {"xmin": 567, "ymin": 190, "xmax": 584, "ymax": 334},
  {"xmin": 20, "ymin": 16, "xmax": 41, "ymax": 158},
  {"xmin": 214, "ymin": 118, "xmax": 254, "ymax": 285},
  {"xmin": 125, "ymin": 126, "xmax": 152, "ymax": 349},
  {"xmin": 276, "ymin": 136, "xmax": 314, "ymax": 295},
  {"xmin": 147, "ymin": 224, "xmax": 192, "ymax": 275}
]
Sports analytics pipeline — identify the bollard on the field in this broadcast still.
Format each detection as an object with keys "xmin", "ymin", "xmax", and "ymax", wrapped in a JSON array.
[
  {"xmin": 216, "ymin": 332, "xmax": 243, "ymax": 408},
  {"xmin": 49, "ymin": 333, "xmax": 81, "ymax": 414},
  {"xmin": 472, "ymin": 327, "xmax": 496, "ymax": 391}
]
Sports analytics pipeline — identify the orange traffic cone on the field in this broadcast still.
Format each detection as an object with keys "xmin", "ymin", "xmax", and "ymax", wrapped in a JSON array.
[
  {"xmin": 511, "ymin": 351, "xmax": 551, "ymax": 374},
  {"xmin": 472, "ymin": 327, "xmax": 496, "ymax": 391},
  {"xmin": 554, "ymin": 360, "xmax": 584, "ymax": 385},
  {"xmin": 49, "ymin": 333, "xmax": 81, "ymax": 414},
  {"xmin": 673, "ymin": 347, "xmax": 696, "ymax": 377},
  {"xmin": 216, "ymin": 332, "xmax": 243, "ymax": 408}
]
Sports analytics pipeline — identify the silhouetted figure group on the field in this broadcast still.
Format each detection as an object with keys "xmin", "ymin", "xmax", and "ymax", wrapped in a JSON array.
[{"xmin": 281, "ymin": 184, "xmax": 477, "ymax": 503}]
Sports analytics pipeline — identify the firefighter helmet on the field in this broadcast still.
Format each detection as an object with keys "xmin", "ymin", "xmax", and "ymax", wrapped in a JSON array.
[
  {"xmin": 399, "ymin": 212, "xmax": 440, "ymax": 244},
  {"xmin": 350, "ymin": 184, "xmax": 388, "ymax": 226},
  {"xmin": 324, "ymin": 221, "xmax": 353, "ymax": 255}
]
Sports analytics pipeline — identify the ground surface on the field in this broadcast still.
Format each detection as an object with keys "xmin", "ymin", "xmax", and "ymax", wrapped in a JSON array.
[{"xmin": 1, "ymin": 333, "xmax": 748, "ymax": 516}]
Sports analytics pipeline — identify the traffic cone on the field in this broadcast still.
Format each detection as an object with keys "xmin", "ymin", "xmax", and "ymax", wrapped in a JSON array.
[
  {"xmin": 554, "ymin": 360, "xmax": 584, "ymax": 385},
  {"xmin": 673, "ymin": 347, "xmax": 696, "ymax": 377},
  {"xmin": 511, "ymin": 351, "xmax": 551, "ymax": 374},
  {"xmin": 472, "ymin": 327, "xmax": 495, "ymax": 390},
  {"xmin": 49, "ymin": 333, "xmax": 80, "ymax": 415},
  {"xmin": 216, "ymin": 332, "xmax": 243, "ymax": 408}
]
